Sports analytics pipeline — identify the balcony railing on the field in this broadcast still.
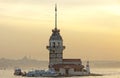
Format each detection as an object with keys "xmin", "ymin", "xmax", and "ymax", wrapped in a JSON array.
[{"xmin": 46, "ymin": 46, "xmax": 65, "ymax": 49}]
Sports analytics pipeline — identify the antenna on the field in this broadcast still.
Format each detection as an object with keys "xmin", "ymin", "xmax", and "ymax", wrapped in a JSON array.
[{"xmin": 55, "ymin": 3, "xmax": 57, "ymax": 29}]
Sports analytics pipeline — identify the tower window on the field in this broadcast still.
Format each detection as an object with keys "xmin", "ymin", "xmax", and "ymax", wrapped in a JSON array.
[
  {"xmin": 53, "ymin": 50, "xmax": 55, "ymax": 53},
  {"xmin": 53, "ymin": 42, "xmax": 55, "ymax": 48},
  {"xmin": 58, "ymin": 42, "xmax": 60, "ymax": 46}
]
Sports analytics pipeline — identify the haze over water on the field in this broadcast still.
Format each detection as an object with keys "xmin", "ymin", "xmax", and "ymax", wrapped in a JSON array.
[{"xmin": 1, "ymin": 66, "xmax": 120, "ymax": 78}]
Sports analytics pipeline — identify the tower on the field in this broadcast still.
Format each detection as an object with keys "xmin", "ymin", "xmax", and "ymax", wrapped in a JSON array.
[
  {"xmin": 86, "ymin": 61, "xmax": 90, "ymax": 74},
  {"xmin": 46, "ymin": 4, "xmax": 65, "ymax": 68}
]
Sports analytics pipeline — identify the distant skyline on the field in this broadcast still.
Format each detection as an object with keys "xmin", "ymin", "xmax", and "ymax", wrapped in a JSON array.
[{"xmin": 0, "ymin": 0, "xmax": 120, "ymax": 61}]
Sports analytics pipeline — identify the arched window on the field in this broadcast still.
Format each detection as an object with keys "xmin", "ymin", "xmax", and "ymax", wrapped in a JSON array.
[{"xmin": 53, "ymin": 42, "xmax": 55, "ymax": 48}]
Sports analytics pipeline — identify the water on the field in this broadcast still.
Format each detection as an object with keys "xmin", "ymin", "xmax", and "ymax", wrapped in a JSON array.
[{"xmin": 1, "ymin": 68, "xmax": 120, "ymax": 78}]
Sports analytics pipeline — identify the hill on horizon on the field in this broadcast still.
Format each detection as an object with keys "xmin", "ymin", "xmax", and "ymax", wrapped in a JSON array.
[{"xmin": 0, "ymin": 57, "xmax": 120, "ymax": 69}]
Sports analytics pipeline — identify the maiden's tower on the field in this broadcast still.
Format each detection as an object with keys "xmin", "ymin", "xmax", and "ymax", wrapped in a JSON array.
[{"xmin": 46, "ymin": 4, "xmax": 90, "ymax": 76}]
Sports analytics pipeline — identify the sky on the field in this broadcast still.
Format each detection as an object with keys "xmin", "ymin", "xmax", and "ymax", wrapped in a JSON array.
[{"xmin": 0, "ymin": 0, "xmax": 120, "ymax": 61}]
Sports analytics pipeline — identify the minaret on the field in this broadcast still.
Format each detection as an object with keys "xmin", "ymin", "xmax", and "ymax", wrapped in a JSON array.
[{"xmin": 46, "ymin": 4, "xmax": 65, "ymax": 68}]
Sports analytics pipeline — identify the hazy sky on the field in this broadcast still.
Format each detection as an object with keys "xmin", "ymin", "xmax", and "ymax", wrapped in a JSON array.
[{"xmin": 0, "ymin": 0, "xmax": 120, "ymax": 61}]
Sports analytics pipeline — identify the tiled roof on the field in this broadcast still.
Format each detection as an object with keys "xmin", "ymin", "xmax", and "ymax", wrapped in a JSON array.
[{"xmin": 63, "ymin": 59, "xmax": 81, "ymax": 62}]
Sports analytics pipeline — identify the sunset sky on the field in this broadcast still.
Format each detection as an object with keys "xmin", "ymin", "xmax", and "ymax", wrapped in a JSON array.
[{"xmin": 0, "ymin": 0, "xmax": 120, "ymax": 61}]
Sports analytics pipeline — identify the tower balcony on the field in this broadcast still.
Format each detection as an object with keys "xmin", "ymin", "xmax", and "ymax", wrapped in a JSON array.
[
  {"xmin": 63, "ymin": 46, "xmax": 65, "ymax": 49},
  {"xmin": 46, "ymin": 46, "xmax": 49, "ymax": 48},
  {"xmin": 46, "ymin": 46, "xmax": 65, "ymax": 50}
]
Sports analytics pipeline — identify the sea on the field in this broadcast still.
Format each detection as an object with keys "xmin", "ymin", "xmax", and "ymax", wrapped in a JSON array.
[{"xmin": 1, "ymin": 67, "xmax": 120, "ymax": 78}]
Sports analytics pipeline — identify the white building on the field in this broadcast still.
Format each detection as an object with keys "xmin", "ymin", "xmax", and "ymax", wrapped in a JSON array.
[{"xmin": 46, "ymin": 4, "xmax": 90, "ymax": 76}]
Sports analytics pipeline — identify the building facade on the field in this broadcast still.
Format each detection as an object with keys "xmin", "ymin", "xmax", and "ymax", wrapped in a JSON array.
[{"xmin": 46, "ymin": 28, "xmax": 65, "ymax": 67}]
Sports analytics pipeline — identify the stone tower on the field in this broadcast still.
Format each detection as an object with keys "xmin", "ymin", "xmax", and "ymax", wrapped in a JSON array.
[{"xmin": 46, "ymin": 4, "xmax": 65, "ymax": 68}]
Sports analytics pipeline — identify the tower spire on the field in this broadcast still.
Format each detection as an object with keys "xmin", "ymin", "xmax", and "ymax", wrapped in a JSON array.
[{"xmin": 55, "ymin": 3, "xmax": 57, "ymax": 29}]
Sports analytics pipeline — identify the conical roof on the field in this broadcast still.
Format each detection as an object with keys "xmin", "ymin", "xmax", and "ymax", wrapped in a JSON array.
[{"xmin": 49, "ymin": 28, "xmax": 63, "ymax": 41}]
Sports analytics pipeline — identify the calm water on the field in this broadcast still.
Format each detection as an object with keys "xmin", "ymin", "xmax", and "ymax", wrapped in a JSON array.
[{"xmin": 0, "ymin": 68, "xmax": 120, "ymax": 78}]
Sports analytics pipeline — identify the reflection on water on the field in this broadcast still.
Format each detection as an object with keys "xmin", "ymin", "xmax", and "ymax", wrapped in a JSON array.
[{"xmin": 0, "ymin": 68, "xmax": 120, "ymax": 78}]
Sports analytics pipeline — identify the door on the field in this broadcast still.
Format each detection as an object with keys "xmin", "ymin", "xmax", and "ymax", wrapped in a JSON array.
[{"xmin": 65, "ymin": 69, "xmax": 69, "ymax": 75}]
